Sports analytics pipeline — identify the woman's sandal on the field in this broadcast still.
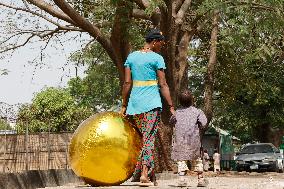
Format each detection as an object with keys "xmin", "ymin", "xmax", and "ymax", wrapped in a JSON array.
[{"xmin": 139, "ymin": 175, "xmax": 154, "ymax": 187}]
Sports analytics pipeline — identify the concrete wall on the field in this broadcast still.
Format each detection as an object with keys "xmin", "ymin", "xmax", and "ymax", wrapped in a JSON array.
[{"xmin": 0, "ymin": 169, "xmax": 83, "ymax": 189}]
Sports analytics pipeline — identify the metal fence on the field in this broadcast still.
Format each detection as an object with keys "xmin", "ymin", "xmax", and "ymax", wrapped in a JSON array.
[{"xmin": 0, "ymin": 132, "xmax": 73, "ymax": 173}]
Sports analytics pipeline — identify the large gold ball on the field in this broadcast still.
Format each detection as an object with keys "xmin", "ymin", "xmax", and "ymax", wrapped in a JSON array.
[{"xmin": 69, "ymin": 111, "xmax": 142, "ymax": 186}]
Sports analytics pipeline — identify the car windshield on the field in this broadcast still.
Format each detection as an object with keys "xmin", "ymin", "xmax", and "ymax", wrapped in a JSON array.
[{"xmin": 240, "ymin": 145, "xmax": 274, "ymax": 154}]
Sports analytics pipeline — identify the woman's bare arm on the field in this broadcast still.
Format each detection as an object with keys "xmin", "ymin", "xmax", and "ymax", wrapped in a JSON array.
[
  {"xmin": 121, "ymin": 67, "xmax": 132, "ymax": 114},
  {"xmin": 157, "ymin": 69, "xmax": 175, "ymax": 115}
]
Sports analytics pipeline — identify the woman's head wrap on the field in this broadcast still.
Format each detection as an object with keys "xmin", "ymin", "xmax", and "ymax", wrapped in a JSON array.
[{"xmin": 145, "ymin": 29, "xmax": 165, "ymax": 41}]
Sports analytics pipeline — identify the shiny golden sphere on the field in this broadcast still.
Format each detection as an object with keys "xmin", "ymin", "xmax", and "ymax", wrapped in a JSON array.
[{"xmin": 69, "ymin": 111, "xmax": 142, "ymax": 186}]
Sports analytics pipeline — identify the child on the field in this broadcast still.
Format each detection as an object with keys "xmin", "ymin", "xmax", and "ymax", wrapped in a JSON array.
[
  {"xmin": 213, "ymin": 149, "xmax": 221, "ymax": 172},
  {"xmin": 203, "ymin": 149, "xmax": 210, "ymax": 172},
  {"xmin": 170, "ymin": 90, "xmax": 208, "ymax": 187}
]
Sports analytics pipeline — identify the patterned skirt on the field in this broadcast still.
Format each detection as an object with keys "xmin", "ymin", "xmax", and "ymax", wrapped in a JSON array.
[{"xmin": 129, "ymin": 108, "xmax": 161, "ymax": 181}]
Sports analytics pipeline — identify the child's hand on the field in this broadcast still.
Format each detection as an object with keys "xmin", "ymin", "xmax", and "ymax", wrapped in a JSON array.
[{"xmin": 170, "ymin": 106, "xmax": 175, "ymax": 116}]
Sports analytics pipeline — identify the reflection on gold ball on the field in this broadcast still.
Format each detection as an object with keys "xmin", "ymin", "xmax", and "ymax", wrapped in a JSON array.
[{"xmin": 69, "ymin": 111, "xmax": 142, "ymax": 186}]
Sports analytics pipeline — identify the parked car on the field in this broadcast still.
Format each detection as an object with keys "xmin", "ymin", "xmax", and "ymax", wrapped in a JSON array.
[{"xmin": 235, "ymin": 143, "xmax": 283, "ymax": 172}]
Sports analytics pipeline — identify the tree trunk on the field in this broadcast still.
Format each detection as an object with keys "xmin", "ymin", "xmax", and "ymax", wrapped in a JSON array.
[
  {"xmin": 153, "ymin": 4, "xmax": 200, "ymax": 172},
  {"xmin": 204, "ymin": 10, "xmax": 219, "ymax": 128},
  {"xmin": 256, "ymin": 123, "xmax": 271, "ymax": 143},
  {"xmin": 110, "ymin": 1, "xmax": 133, "ymax": 84},
  {"xmin": 253, "ymin": 109, "xmax": 276, "ymax": 144}
]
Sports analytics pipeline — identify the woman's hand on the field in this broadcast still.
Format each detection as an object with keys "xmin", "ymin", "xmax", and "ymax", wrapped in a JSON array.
[{"xmin": 120, "ymin": 106, "xmax": 127, "ymax": 116}]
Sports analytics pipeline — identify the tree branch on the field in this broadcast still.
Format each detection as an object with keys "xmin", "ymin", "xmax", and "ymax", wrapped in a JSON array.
[
  {"xmin": 0, "ymin": 34, "xmax": 34, "ymax": 53},
  {"xmin": 26, "ymin": 0, "xmax": 76, "ymax": 25},
  {"xmin": 41, "ymin": 34, "xmax": 53, "ymax": 51},
  {"xmin": 275, "ymin": 51, "xmax": 284, "ymax": 64},
  {"xmin": 241, "ymin": 1, "xmax": 278, "ymax": 12},
  {"xmin": 226, "ymin": 1, "xmax": 281, "ymax": 13},
  {"xmin": 52, "ymin": 0, "xmax": 116, "ymax": 62},
  {"xmin": 0, "ymin": 27, "xmax": 77, "ymax": 54},
  {"xmin": 0, "ymin": 2, "xmax": 82, "ymax": 32},
  {"xmin": 162, "ymin": 0, "xmax": 171, "ymax": 8},
  {"xmin": 172, "ymin": 0, "xmax": 184, "ymax": 17},
  {"xmin": 132, "ymin": 8, "xmax": 151, "ymax": 20},
  {"xmin": 133, "ymin": 0, "xmax": 150, "ymax": 9},
  {"xmin": 0, "ymin": 31, "xmax": 33, "ymax": 46},
  {"xmin": 134, "ymin": 0, "xmax": 150, "ymax": 9},
  {"xmin": 175, "ymin": 0, "xmax": 192, "ymax": 24},
  {"xmin": 133, "ymin": 0, "xmax": 161, "ymax": 25},
  {"xmin": 132, "ymin": 5, "xmax": 161, "ymax": 26},
  {"xmin": 175, "ymin": 0, "xmax": 184, "ymax": 11},
  {"xmin": 40, "ymin": 28, "xmax": 62, "ymax": 38},
  {"xmin": 21, "ymin": 0, "xmax": 31, "ymax": 10},
  {"xmin": 196, "ymin": 20, "xmax": 207, "ymax": 33}
]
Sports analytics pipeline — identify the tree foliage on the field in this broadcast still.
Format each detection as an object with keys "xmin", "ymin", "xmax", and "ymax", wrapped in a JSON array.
[
  {"xmin": 16, "ymin": 87, "xmax": 93, "ymax": 133},
  {"xmin": 193, "ymin": 0, "xmax": 284, "ymax": 142},
  {"xmin": 0, "ymin": 119, "xmax": 12, "ymax": 130},
  {"xmin": 68, "ymin": 62, "xmax": 121, "ymax": 111}
]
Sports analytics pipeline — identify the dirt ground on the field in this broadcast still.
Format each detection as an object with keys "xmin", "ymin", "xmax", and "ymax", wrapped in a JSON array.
[{"xmin": 40, "ymin": 171, "xmax": 284, "ymax": 189}]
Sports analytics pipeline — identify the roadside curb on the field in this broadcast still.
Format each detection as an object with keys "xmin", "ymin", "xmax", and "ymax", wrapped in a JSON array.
[{"xmin": 0, "ymin": 169, "xmax": 83, "ymax": 189}]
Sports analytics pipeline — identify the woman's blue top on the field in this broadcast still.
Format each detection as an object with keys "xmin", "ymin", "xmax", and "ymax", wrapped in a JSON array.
[{"xmin": 124, "ymin": 51, "xmax": 166, "ymax": 115}]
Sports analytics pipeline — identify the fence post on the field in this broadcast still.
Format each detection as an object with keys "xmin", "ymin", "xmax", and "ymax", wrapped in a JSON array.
[
  {"xmin": 47, "ymin": 125, "xmax": 51, "ymax": 170},
  {"xmin": 37, "ymin": 133, "xmax": 41, "ymax": 170},
  {"xmin": 25, "ymin": 121, "xmax": 29, "ymax": 171},
  {"xmin": 64, "ymin": 132, "xmax": 70, "ymax": 169},
  {"xmin": 2, "ymin": 119, "xmax": 7, "ymax": 173}
]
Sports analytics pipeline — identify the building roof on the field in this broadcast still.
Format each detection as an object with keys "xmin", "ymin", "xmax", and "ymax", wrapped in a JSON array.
[
  {"xmin": 206, "ymin": 125, "xmax": 240, "ymax": 141},
  {"xmin": 0, "ymin": 130, "xmax": 17, "ymax": 135}
]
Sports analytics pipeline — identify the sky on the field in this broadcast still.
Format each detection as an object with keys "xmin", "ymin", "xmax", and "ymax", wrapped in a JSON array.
[
  {"xmin": 0, "ymin": 37, "xmax": 88, "ymax": 105},
  {"xmin": 0, "ymin": 0, "xmax": 90, "ymax": 105}
]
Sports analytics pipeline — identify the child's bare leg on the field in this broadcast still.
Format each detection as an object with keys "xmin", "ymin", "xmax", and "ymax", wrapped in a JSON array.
[
  {"xmin": 177, "ymin": 161, "xmax": 188, "ymax": 187},
  {"xmin": 196, "ymin": 158, "xmax": 208, "ymax": 187},
  {"xmin": 177, "ymin": 161, "xmax": 189, "ymax": 175},
  {"xmin": 197, "ymin": 171, "xmax": 204, "ymax": 179}
]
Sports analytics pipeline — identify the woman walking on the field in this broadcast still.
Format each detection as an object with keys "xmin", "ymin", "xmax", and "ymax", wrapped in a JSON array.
[{"xmin": 121, "ymin": 29, "xmax": 175, "ymax": 186}]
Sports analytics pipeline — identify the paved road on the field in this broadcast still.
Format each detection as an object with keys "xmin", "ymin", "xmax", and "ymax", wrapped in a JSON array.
[{"xmin": 40, "ymin": 172, "xmax": 284, "ymax": 189}]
